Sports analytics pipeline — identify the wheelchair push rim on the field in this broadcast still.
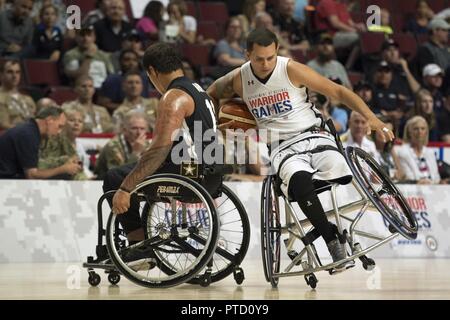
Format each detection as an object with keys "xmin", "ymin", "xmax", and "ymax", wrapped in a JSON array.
[
  {"xmin": 106, "ymin": 174, "xmax": 220, "ymax": 288},
  {"xmin": 345, "ymin": 147, "xmax": 419, "ymax": 240}
]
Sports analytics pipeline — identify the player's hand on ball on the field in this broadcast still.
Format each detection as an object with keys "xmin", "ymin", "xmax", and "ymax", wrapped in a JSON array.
[{"xmin": 112, "ymin": 189, "xmax": 131, "ymax": 214}]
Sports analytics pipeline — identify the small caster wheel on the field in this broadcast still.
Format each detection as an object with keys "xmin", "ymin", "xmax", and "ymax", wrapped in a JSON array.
[
  {"xmin": 199, "ymin": 272, "xmax": 211, "ymax": 287},
  {"xmin": 233, "ymin": 267, "xmax": 245, "ymax": 285},
  {"xmin": 88, "ymin": 272, "xmax": 101, "ymax": 286},
  {"xmin": 304, "ymin": 274, "xmax": 318, "ymax": 289},
  {"xmin": 108, "ymin": 273, "xmax": 121, "ymax": 285},
  {"xmin": 361, "ymin": 256, "xmax": 376, "ymax": 271}
]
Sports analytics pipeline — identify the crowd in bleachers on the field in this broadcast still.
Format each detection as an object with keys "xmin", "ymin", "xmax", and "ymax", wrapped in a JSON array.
[{"xmin": 0, "ymin": 0, "xmax": 449, "ymax": 184}]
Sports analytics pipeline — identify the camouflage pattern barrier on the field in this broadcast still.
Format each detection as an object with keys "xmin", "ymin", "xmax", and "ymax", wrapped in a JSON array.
[{"xmin": 0, "ymin": 180, "xmax": 449, "ymax": 262}]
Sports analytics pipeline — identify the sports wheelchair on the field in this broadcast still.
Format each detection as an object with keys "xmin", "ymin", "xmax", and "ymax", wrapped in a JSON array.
[
  {"xmin": 260, "ymin": 120, "xmax": 419, "ymax": 289},
  {"xmin": 83, "ymin": 163, "xmax": 250, "ymax": 288}
]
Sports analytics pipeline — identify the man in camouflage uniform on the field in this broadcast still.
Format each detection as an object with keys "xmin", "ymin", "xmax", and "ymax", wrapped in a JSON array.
[
  {"xmin": 39, "ymin": 107, "xmax": 87, "ymax": 180},
  {"xmin": 0, "ymin": 59, "xmax": 36, "ymax": 130},
  {"xmin": 62, "ymin": 75, "xmax": 113, "ymax": 133},
  {"xmin": 112, "ymin": 70, "xmax": 158, "ymax": 132},
  {"xmin": 95, "ymin": 110, "xmax": 150, "ymax": 179}
]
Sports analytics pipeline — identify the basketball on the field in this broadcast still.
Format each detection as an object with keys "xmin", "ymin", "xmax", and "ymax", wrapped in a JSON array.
[{"xmin": 218, "ymin": 99, "xmax": 257, "ymax": 131}]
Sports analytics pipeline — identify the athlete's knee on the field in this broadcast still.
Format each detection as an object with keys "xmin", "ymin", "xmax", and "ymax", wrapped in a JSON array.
[
  {"xmin": 288, "ymin": 171, "xmax": 315, "ymax": 200},
  {"xmin": 103, "ymin": 168, "xmax": 122, "ymax": 192}
]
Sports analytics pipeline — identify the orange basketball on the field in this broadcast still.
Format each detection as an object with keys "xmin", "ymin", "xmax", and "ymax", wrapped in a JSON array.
[{"xmin": 218, "ymin": 99, "xmax": 257, "ymax": 131}]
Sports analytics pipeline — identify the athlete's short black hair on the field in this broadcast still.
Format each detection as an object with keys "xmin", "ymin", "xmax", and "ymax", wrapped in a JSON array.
[
  {"xmin": 246, "ymin": 28, "xmax": 278, "ymax": 52},
  {"xmin": 36, "ymin": 106, "xmax": 64, "ymax": 119},
  {"xmin": 143, "ymin": 42, "xmax": 183, "ymax": 74}
]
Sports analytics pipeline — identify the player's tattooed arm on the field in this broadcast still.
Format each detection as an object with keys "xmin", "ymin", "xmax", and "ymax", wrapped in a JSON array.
[
  {"xmin": 207, "ymin": 69, "xmax": 239, "ymax": 113},
  {"xmin": 119, "ymin": 90, "xmax": 193, "ymax": 192}
]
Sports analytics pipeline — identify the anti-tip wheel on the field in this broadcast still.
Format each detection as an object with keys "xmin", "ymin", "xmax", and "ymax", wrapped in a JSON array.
[{"xmin": 88, "ymin": 272, "xmax": 101, "ymax": 286}]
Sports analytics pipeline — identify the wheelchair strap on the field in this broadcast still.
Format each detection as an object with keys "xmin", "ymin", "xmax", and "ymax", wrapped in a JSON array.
[{"xmin": 301, "ymin": 228, "xmax": 322, "ymax": 246}]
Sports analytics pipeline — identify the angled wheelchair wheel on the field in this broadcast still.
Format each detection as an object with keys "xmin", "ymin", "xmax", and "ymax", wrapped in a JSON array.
[
  {"xmin": 143, "ymin": 184, "xmax": 250, "ymax": 285},
  {"xmin": 345, "ymin": 147, "xmax": 418, "ymax": 240},
  {"xmin": 260, "ymin": 176, "xmax": 281, "ymax": 288},
  {"xmin": 105, "ymin": 174, "xmax": 219, "ymax": 288}
]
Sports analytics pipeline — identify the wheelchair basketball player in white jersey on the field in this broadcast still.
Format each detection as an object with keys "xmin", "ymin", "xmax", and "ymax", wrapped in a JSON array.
[{"xmin": 207, "ymin": 28, "xmax": 395, "ymax": 270}]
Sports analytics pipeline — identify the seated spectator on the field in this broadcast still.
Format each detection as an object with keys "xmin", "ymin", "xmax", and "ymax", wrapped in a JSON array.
[
  {"xmin": 416, "ymin": 18, "xmax": 449, "ymax": 74},
  {"xmin": 237, "ymin": 0, "xmax": 266, "ymax": 35},
  {"xmin": 405, "ymin": 0, "xmax": 434, "ymax": 35},
  {"xmin": 293, "ymin": 0, "xmax": 308, "ymax": 23},
  {"xmin": 112, "ymin": 71, "xmax": 158, "ymax": 132},
  {"xmin": 0, "ymin": 0, "xmax": 34, "ymax": 58},
  {"xmin": 404, "ymin": 89, "xmax": 440, "ymax": 142},
  {"xmin": 94, "ymin": 110, "xmax": 150, "ymax": 180},
  {"xmin": 38, "ymin": 106, "xmax": 88, "ymax": 180},
  {"xmin": 93, "ymin": 0, "xmax": 133, "ymax": 53},
  {"xmin": 377, "ymin": 38, "xmax": 421, "ymax": 101},
  {"xmin": 310, "ymin": 89, "xmax": 348, "ymax": 134},
  {"xmin": 213, "ymin": 17, "xmax": 247, "ymax": 71},
  {"xmin": 370, "ymin": 115, "xmax": 404, "ymax": 181},
  {"xmin": 315, "ymin": 0, "xmax": 365, "ymax": 69},
  {"xmin": 135, "ymin": 1, "xmax": 164, "ymax": 42},
  {"xmin": 62, "ymin": 75, "xmax": 113, "ymax": 134},
  {"xmin": 98, "ymin": 49, "xmax": 152, "ymax": 113},
  {"xmin": 83, "ymin": 0, "xmax": 116, "ymax": 28},
  {"xmin": 63, "ymin": 26, "xmax": 114, "ymax": 89},
  {"xmin": 269, "ymin": 0, "xmax": 309, "ymax": 53},
  {"xmin": 421, "ymin": 64, "xmax": 445, "ymax": 111},
  {"xmin": 0, "ymin": 106, "xmax": 81, "ymax": 179},
  {"xmin": 341, "ymin": 111, "xmax": 380, "ymax": 162},
  {"xmin": 367, "ymin": 8, "xmax": 393, "ymax": 35},
  {"xmin": 372, "ymin": 61, "xmax": 409, "ymax": 123},
  {"xmin": 0, "ymin": 59, "xmax": 36, "ymax": 130},
  {"xmin": 397, "ymin": 115, "xmax": 443, "ymax": 184},
  {"xmin": 32, "ymin": 3, "xmax": 63, "ymax": 61},
  {"xmin": 354, "ymin": 81, "xmax": 374, "ymax": 110},
  {"xmin": 437, "ymin": 89, "xmax": 450, "ymax": 142},
  {"xmin": 160, "ymin": 0, "xmax": 197, "ymax": 44},
  {"xmin": 30, "ymin": 0, "xmax": 69, "ymax": 36},
  {"xmin": 306, "ymin": 33, "xmax": 351, "ymax": 89}
]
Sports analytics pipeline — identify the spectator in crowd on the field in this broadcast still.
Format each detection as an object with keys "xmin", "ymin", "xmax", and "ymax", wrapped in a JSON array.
[
  {"xmin": 110, "ymin": 30, "xmax": 145, "ymax": 72},
  {"xmin": 0, "ymin": 0, "xmax": 34, "ymax": 58},
  {"xmin": 397, "ymin": 115, "xmax": 443, "ymax": 184},
  {"xmin": 93, "ymin": 0, "xmax": 133, "ymax": 53},
  {"xmin": 32, "ymin": 3, "xmax": 63, "ymax": 61},
  {"xmin": 213, "ymin": 17, "xmax": 247, "ymax": 71},
  {"xmin": 63, "ymin": 26, "xmax": 114, "ymax": 89},
  {"xmin": 0, "ymin": 59, "xmax": 36, "ymax": 130},
  {"xmin": 160, "ymin": 0, "xmax": 197, "ymax": 44},
  {"xmin": 367, "ymin": 7, "xmax": 393, "ymax": 35},
  {"xmin": 269, "ymin": 0, "xmax": 309, "ymax": 53},
  {"xmin": 36, "ymin": 97, "xmax": 58, "ymax": 112},
  {"xmin": 421, "ymin": 63, "xmax": 446, "ymax": 111},
  {"xmin": 293, "ymin": 0, "xmax": 308, "ymax": 23},
  {"xmin": 417, "ymin": 18, "xmax": 449, "ymax": 73},
  {"xmin": 112, "ymin": 71, "xmax": 158, "ymax": 132},
  {"xmin": 135, "ymin": 1, "xmax": 165, "ymax": 42},
  {"xmin": 0, "ymin": 106, "xmax": 81, "ymax": 179},
  {"xmin": 62, "ymin": 75, "xmax": 113, "ymax": 134},
  {"xmin": 354, "ymin": 81, "xmax": 374, "ymax": 109},
  {"xmin": 237, "ymin": 0, "xmax": 266, "ymax": 35},
  {"xmin": 437, "ymin": 89, "xmax": 450, "ymax": 143},
  {"xmin": 94, "ymin": 110, "xmax": 150, "ymax": 180},
  {"xmin": 310, "ymin": 89, "xmax": 348, "ymax": 134},
  {"xmin": 372, "ymin": 61, "xmax": 409, "ymax": 123},
  {"xmin": 405, "ymin": 0, "xmax": 434, "ymax": 35},
  {"xmin": 315, "ymin": 0, "xmax": 365, "ymax": 69},
  {"xmin": 38, "ymin": 106, "xmax": 88, "ymax": 180},
  {"xmin": 370, "ymin": 115, "xmax": 404, "ymax": 181},
  {"xmin": 341, "ymin": 111, "xmax": 380, "ymax": 162},
  {"xmin": 404, "ymin": 89, "xmax": 440, "ymax": 142},
  {"xmin": 0, "ymin": 0, "xmax": 6, "ymax": 11},
  {"xmin": 83, "ymin": 0, "xmax": 118, "ymax": 28},
  {"xmin": 378, "ymin": 39, "xmax": 421, "ymax": 98},
  {"xmin": 98, "ymin": 49, "xmax": 152, "ymax": 113},
  {"xmin": 307, "ymin": 33, "xmax": 351, "ymax": 89},
  {"xmin": 30, "ymin": 0, "xmax": 69, "ymax": 35}
]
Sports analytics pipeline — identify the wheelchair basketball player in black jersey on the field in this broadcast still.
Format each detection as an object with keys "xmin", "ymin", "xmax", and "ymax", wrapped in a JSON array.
[
  {"xmin": 104, "ymin": 42, "xmax": 221, "ymax": 264},
  {"xmin": 207, "ymin": 28, "xmax": 395, "ymax": 271}
]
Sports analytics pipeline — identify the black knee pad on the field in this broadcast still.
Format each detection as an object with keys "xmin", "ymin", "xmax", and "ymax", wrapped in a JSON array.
[{"xmin": 288, "ymin": 171, "xmax": 315, "ymax": 201}]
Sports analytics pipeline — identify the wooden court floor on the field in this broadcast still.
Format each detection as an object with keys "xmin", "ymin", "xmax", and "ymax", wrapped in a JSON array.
[{"xmin": 1, "ymin": 259, "xmax": 449, "ymax": 300}]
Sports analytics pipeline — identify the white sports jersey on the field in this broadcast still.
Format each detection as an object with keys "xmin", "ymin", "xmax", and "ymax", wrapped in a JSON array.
[{"xmin": 241, "ymin": 56, "xmax": 323, "ymax": 144}]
